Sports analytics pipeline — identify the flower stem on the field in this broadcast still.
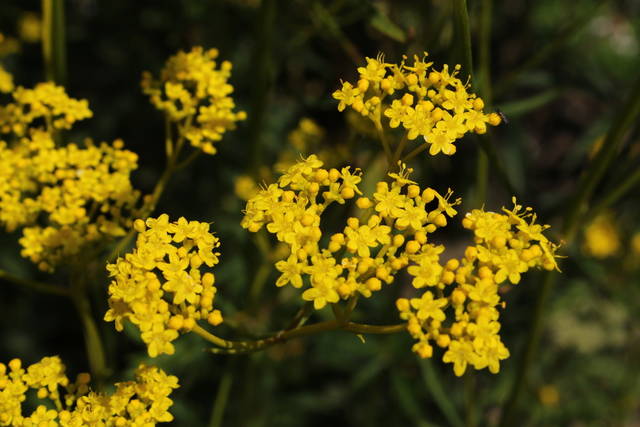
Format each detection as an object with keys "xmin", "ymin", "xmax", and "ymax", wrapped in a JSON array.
[
  {"xmin": 375, "ymin": 119, "xmax": 394, "ymax": 167},
  {"xmin": 402, "ymin": 142, "xmax": 429, "ymax": 163},
  {"xmin": 464, "ymin": 371, "xmax": 477, "ymax": 427},
  {"xmin": 564, "ymin": 74, "xmax": 640, "ymax": 243},
  {"xmin": 42, "ymin": 0, "xmax": 66, "ymax": 85},
  {"xmin": 589, "ymin": 166, "xmax": 640, "ymax": 220},
  {"xmin": 194, "ymin": 319, "xmax": 405, "ymax": 355},
  {"xmin": 248, "ymin": 0, "xmax": 277, "ymax": 174},
  {"xmin": 70, "ymin": 270, "xmax": 108, "ymax": 389},
  {"xmin": 209, "ymin": 365, "xmax": 234, "ymax": 427},
  {"xmin": 0, "ymin": 269, "xmax": 68, "ymax": 297},
  {"xmin": 419, "ymin": 358, "xmax": 464, "ymax": 427}
]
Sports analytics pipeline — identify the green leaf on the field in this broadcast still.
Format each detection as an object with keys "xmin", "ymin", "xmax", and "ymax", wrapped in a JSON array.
[{"xmin": 370, "ymin": 6, "xmax": 406, "ymax": 43}]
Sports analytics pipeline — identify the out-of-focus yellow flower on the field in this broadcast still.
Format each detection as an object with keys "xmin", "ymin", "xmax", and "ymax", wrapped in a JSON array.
[
  {"xmin": 0, "ymin": 65, "xmax": 13, "ymax": 93},
  {"xmin": 234, "ymin": 174, "xmax": 259, "ymax": 201},
  {"xmin": 18, "ymin": 13, "xmax": 41, "ymax": 43},
  {"xmin": 583, "ymin": 213, "xmax": 620, "ymax": 258},
  {"xmin": 0, "ymin": 33, "xmax": 20, "ymax": 57},
  {"xmin": 631, "ymin": 232, "xmax": 640, "ymax": 255},
  {"xmin": 288, "ymin": 118, "xmax": 325, "ymax": 151},
  {"xmin": 538, "ymin": 384, "xmax": 560, "ymax": 407}
]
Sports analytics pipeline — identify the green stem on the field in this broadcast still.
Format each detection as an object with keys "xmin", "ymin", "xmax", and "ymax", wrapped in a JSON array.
[
  {"xmin": 402, "ymin": 142, "xmax": 430, "ymax": 163},
  {"xmin": 419, "ymin": 358, "xmax": 464, "ymax": 427},
  {"xmin": 452, "ymin": 0, "xmax": 473, "ymax": 81},
  {"xmin": 478, "ymin": 0, "xmax": 493, "ymax": 103},
  {"xmin": 209, "ymin": 367, "xmax": 234, "ymax": 427},
  {"xmin": 498, "ymin": 271, "xmax": 557, "ymax": 427},
  {"xmin": 249, "ymin": 0, "xmax": 277, "ymax": 174},
  {"xmin": 392, "ymin": 133, "xmax": 408, "ymax": 165},
  {"xmin": 453, "ymin": 0, "xmax": 488, "ymax": 208},
  {"xmin": 473, "ymin": 0, "xmax": 493, "ymax": 207},
  {"xmin": 70, "ymin": 273, "xmax": 108, "ymax": 388},
  {"xmin": 589, "ymin": 167, "xmax": 640, "ymax": 219},
  {"xmin": 375, "ymin": 119, "xmax": 394, "ymax": 167},
  {"xmin": 464, "ymin": 372, "xmax": 476, "ymax": 427},
  {"xmin": 310, "ymin": 1, "xmax": 364, "ymax": 65},
  {"xmin": 42, "ymin": 0, "xmax": 66, "ymax": 85},
  {"xmin": 106, "ymin": 122, "xmax": 190, "ymax": 263},
  {"xmin": 474, "ymin": 151, "xmax": 488, "ymax": 207},
  {"xmin": 0, "ymin": 269, "xmax": 68, "ymax": 297},
  {"xmin": 195, "ymin": 319, "xmax": 405, "ymax": 354},
  {"xmin": 564, "ymin": 74, "xmax": 640, "ymax": 243},
  {"xmin": 247, "ymin": 261, "xmax": 272, "ymax": 307}
]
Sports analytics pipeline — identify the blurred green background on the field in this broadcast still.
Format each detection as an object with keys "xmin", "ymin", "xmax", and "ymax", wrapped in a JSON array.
[{"xmin": 1, "ymin": 0, "xmax": 639, "ymax": 425}]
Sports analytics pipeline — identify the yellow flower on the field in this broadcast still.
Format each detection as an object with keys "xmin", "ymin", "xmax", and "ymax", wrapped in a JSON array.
[
  {"xmin": 0, "ymin": 131, "xmax": 141, "ymax": 271},
  {"xmin": 1, "ymin": 82, "xmax": 92, "ymax": 135},
  {"xmin": 0, "ymin": 357, "xmax": 178, "ymax": 424},
  {"xmin": 583, "ymin": 213, "xmax": 620, "ymax": 258},
  {"xmin": 142, "ymin": 47, "xmax": 246, "ymax": 155},
  {"xmin": 333, "ymin": 52, "xmax": 501, "ymax": 156},
  {"xmin": 443, "ymin": 339, "xmax": 477, "ymax": 376},
  {"xmin": 106, "ymin": 215, "xmax": 223, "ymax": 357}
]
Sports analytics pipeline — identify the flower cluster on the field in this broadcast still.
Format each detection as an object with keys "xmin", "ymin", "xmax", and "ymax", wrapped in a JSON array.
[
  {"xmin": 0, "ymin": 130, "xmax": 140, "ymax": 271},
  {"xmin": 242, "ymin": 155, "xmax": 460, "ymax": 309},
  {"xmin": 242, "ymin": 156, "xmax": 559, "ymax": 375},
  {"xmin": 0, "ymin": 356, "xmax": 178, "ymax": 426},
  {"xmin": 0, "ymin": 82, "xmax": 92, "ymax": 136},
  {"xmin": 105, "ymin": 214, "xmax": 224, "ymax": 357},
  {"xmin": 142, "ymin": 46, "xmax": 246, "ymax": 155},
  {"xmin": 397, "ymin": 199, "xmax": 560, "ymax": 376},
  {"xmin": 332, "ymin": 53, "xmax": 501, "ymax": 155}
]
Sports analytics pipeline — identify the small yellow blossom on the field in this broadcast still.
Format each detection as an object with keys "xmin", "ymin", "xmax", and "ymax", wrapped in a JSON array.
[{"xmin": 142, "ymin": 47, "xmax": 246, "ymax": 155}]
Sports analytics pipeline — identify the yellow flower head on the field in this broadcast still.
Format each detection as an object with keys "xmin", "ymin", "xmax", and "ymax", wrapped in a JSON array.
[
  {"xmin": 332, "ymin": 52, "xmax": 501, "ymax": 156},
  {"xmin": 0, "ymin": 82, "xmax": 92, "ymax": 135},
  {"xmin": 242, "ymin": 155, "xmax": 464, "ymax": 311},
  {"xmin": 142, "ymin": 46, "xmax": 246, "ymax": 155},
  {"xmin": 397, "ymin": 198, "xmax": 559, "ymax": 376},
  {"xmin": 105, "ymin": 214, "xmax": 223, "ymax": 357},
  {"xmin": 0, "ymin": 356, "xmax": 178, "ymax": 425},
  {"xmin": 0, "ymin": 131, "xmax": 141, "ymax": 271}
]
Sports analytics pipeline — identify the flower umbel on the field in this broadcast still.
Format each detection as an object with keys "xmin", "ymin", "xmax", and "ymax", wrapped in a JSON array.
[
  {"xmin": 142, "ymin": 46, "xmax": 246, "ymax": 155},
  {"xmin": 105, "ymin": 214, "xmax": 223, "ymax": 357},
  {"xmin": 332, "ymin": 53, "xmax": 502, "ymax": 156},
  {"xmin": 0, "ymin": 356, "xmax": 178, "ymax": 426}
]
